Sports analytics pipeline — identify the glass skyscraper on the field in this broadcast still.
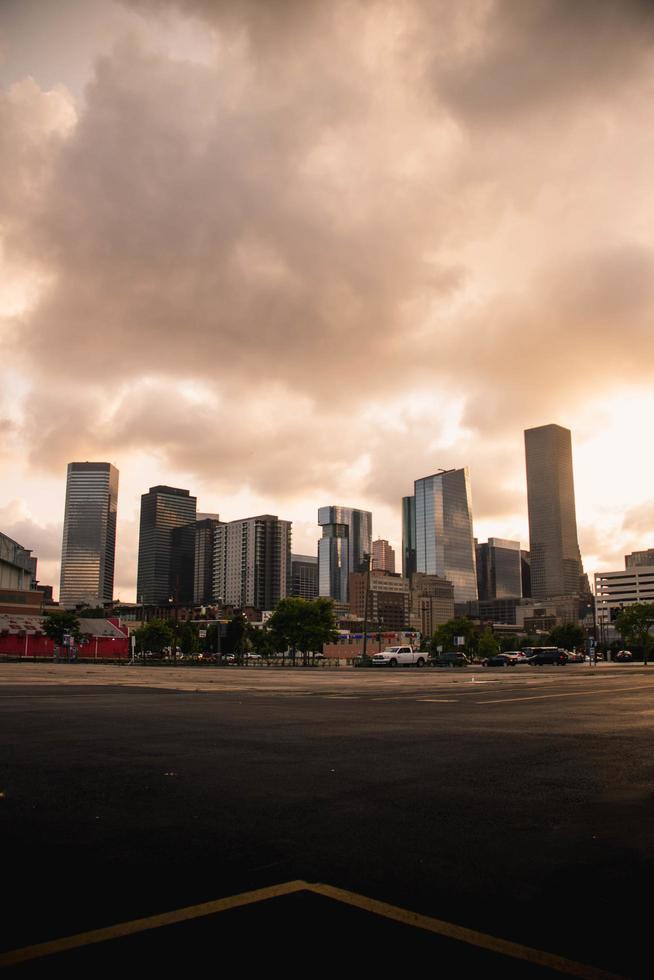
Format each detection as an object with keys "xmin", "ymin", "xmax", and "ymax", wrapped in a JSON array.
[
  {"xmin": 402, "ymin": 495, "xmax": 416, "ymax": 579},
  {"xmin": 59, "ymin": 462, "xmax": 119, "ymax": 607},
  {"xmin": 476, "ymin": 538, "xmax": 522, "ymax": 600},
  {"xmin": 411, "ymin": 468, "xmax": 477, "ymax": 603},
  {"xmin": 524, "ymin": 423, "xmax": 584, "ymax": 599},
  {"xmin": 136, "ymin": 486, "xmax": 197, "ymax": 605},
  {"xmin": 318, "ymin": 506, "xmax": 372, "ymax": 603}
]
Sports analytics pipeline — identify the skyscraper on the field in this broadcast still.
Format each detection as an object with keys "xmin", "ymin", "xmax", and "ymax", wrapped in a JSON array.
[
  {"xmin": 212, "ymin": 515, "xmax": 291, "ymax": 609},
  {"xmin": 476, "ymin": 538, "xmax": 522, "ymax": 600},
  {"xmin": 524, "ymin": 424, "xmax": 584, "ymax": 599},
  {"xmin": 372, "ymin": 538, "xmax": 395, "ymax": 573},
  {"xmin": 317, "ymin": 506, "xmax": 372, "ymax": 603},
  {"xmin": 402, "ymin": 495, "xmax": 416, "ymax": 579},
  {"xmin": 59, "ymin": 462, "xmax": 119, "ymax": 607},
  {"xmin": 290, "ymin": 554, "xmax": 319, "ymax": 600},
  {"xmin": 411, "ymin": 468, "xmax": 477, "ymax": 602},
  {"xmin": 136, "ymin": 486, "xmax": 197, "ymax": 605}
]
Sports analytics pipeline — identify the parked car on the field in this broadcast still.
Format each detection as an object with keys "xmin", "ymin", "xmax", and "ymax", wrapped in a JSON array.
[
  {"xmin": 615, "ymin": 649, "xmax": 633, "ymax": 661},
  {"xmin": 528, "ymin": 648, "xmax": 568, "ymax": 666},
  {"xmin": 565, "ymin": 650, "xmax": 585, "ymax": 663},
  {"xmin": 372, "ymin": 646, "xmax": 426, "ymax": 667},
  {"xmin": 429, "ymin": 652, "xmax": 470, "ymax": 668},
  {"xmin": 482, "ymin": 654, "xmax": 517, "ymax": 667}
]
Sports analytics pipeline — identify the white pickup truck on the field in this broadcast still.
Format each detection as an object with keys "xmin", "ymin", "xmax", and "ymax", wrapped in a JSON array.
[{"xmin": 371, "ymin": 646, "xmax": 426, "ymax": 667}]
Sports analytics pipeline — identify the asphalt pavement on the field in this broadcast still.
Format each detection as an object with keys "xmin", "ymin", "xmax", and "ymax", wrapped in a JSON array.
[{"xmin": 1, "ymin": 663, "xmax": 652, "ymax": 977}]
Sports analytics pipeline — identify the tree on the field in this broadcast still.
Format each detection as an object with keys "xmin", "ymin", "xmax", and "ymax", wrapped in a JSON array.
[
  {"xmin": 499, "ymin": 634, "xmax": 520, "ymax": 653},
  {"xmin": 267, "ymin": 597, "xmax": 338, "ymax": 663},
  {"xmin": 41, "ymin": 610, "xmax": 81, "ymax": 645},
  {"xmin": 548, "ymin": 622, "xmax": 585, "ymax": 650},
  {"xmin": 615, "ymin": 603, "xmax": 654, "ymax": 665},
  {"xmin": 477, "ymin": 628, "xmax": 499, "ymax": 660},
  {"xmin": 222, "ymin": 612, "xmax": 248, "ymax": 661},
  {"xmin": 135, "ymin": 619, "xmax": 174, "ymax": 657},
  {"xmin": 178, "ymin": 622, "xmax": 199, "ymax": 657},
  {"xmin": 247, "ymin": 624, "xmax": 278, "ymax": 659},
  {"xmin": 429, "ymin": 617, "xmax": 477, "ymax": 657}
]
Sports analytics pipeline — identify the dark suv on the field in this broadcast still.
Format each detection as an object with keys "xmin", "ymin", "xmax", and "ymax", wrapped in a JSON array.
[
  {"xmin": 429, "ymin": 652, "xmax": 470, "ymax": 668},
  {"xmin": 528, "ymin": 649, "xmax": 568, "ymax": 666}
]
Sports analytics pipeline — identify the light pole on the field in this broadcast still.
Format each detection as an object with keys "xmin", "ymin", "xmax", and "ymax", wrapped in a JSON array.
[{"xmin": 361, "ymin": 552, "xmax": 371, "ymax": 663}]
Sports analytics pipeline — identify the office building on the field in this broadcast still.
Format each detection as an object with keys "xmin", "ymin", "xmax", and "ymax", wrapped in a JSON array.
[
  {"xmin": 595, "ymin": 565, "xmax": 654, "ymax": 641},
  {"xmin": 372, "ymin": 539, "xmax": 395, "ymax": 573},
  {"xmin": 213, "ymin": 515, "xmax": 291, "ymax": 610},
  {"xmin": 524, "ymin": 424, "xmax": 584, "ymax": 600},
  {"xmin": 521, "ymin": 550, "xmax": 532, "ymax": 598},
  {"xmin": 290, "ymin": 554, "xmax": 319, "ymax": 600},
  {"xmin": 402, "ymin": 496, "xmax": 417, "ymax": 579},
  {"xmin": 318, "ymin": 506, "xmax": 372, "ymax": 603},
  {"xmin": 137, "ymin": 486, "xmax": 197, "ymax": 605},
  {"xmin": 409, "ymin": 572, "xmax": 455, "ymax": 634},
  {"xmin": 476, "ymin": 538, "xmax": 522, "ymax": 600},
  {"xmin": 0, "ymin": 531, "xmax": 43, "ymax": 615},
  {"xmin": 409, "ymin": 468, "xmax": 477, "ymax": 603},
  {"xmin": 349, "ymin": 569, "xmax": 410, "ymax": 631},
  {"xmin": 193, "ymin": 517, "xmax": 223, "ymax": 605},
  {"xmin": 59, "ymin": 462, "xmax": 119, "ymax": 607},
  {"xmin": 625, "ymin": 549, "xmax": 654, "ymax": 569}
]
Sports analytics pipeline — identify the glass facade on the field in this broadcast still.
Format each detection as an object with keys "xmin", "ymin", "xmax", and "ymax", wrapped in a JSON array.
[
  {"xmin": 524, "ymin": 424, "xmax": 583, "ymax": 599},
  {"xmin": 402, "ymin": 495, "xmax": 416, "ymax": 579},
  {"xmin": 136, "ymin": 486, "xmax": 197, "ymax": 605},
  {"xmin": 317, "ymin": 506, "xmax": 372, "ymax": 603},
  {"xmin": 476, "ymin": 538, "xmax": 522, "ymax": 600},
  {"xmin": 59, "ymin": 462, "xmax": 119, "ymax": 607},
  {"xmin": 414, "ymin": 468, "xmax": 477, "ymax": 603}
]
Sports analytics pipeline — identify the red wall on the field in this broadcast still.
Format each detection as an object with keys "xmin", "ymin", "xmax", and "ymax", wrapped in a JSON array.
[{"xmin": 0, "ymin": 635, "xmax": 129, "ymax": 660}]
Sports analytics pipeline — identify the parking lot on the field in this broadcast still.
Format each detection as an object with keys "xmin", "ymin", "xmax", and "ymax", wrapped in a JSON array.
[{"xmin": 1, "ymin": 662, "xmax": 652, "ymax": 977}]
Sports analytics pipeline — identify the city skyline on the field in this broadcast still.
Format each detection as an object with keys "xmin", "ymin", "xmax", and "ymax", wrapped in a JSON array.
[{"xmin": 2, "ymin": 1, "xmax": 654, "ymax": 598}]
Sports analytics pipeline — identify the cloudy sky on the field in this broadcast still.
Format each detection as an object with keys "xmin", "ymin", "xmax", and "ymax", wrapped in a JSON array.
[{"xmin": 2, "ymin": 0, "xmax": 654, "ymax": 600}]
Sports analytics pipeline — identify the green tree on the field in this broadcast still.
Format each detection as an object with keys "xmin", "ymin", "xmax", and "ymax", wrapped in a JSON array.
[
  {"xmin": 248, "ymin": 624, "xmax": 278, "ymax": 658},
  {"xmin": 178, "ymin": 622, "xmax": 199, "ymax": 657},
  {"xmin": 477, "ymin": 628, "xmax": 499, "ymax": 660},
  {"xmin": 615, "ymin": 603, "xmax": 654, "ymax": 665},
  {"xmin": 548, "ymin": 622, "xmax": 585, "ymax": 650},
  {"xmin": 135, "ymin": 619, "xmax": 174, "ymax": 657},
  {"xmin": 267, "ymin": 597, "xmax": 338, "ymax": 664},
  {"xmin": 41, "ymin": 610, "xmax": 81, "ymax": 645},
  {"xmin": 223, "ymin": 612, "xmax": 248, "ymax": 661},
  {"xmin": 429, "ymin": 617, "xmax": 477, "ymax": 657}
]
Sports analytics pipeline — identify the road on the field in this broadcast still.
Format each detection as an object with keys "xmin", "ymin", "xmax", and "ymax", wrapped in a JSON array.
[{"xmin": 1, "ymin": 662, "xmax": 652, "ymax": 977}]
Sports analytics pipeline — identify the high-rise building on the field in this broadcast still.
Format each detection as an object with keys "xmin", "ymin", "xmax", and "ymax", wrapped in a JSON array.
[
  {"xmin": 408, "ymin": 572, "xmax": 455, "ymax": 634},
  {"xmin": 290, "ymin": 554, "xmax": 319, "ymax": 600},
  {"xmin": 213, "ymin": 515, "xmax": 291, "ymax": 610},
  {"xmin": 318, "ymin": 506, "xmax": 372, "ymax": 603},
  {"xmin": 372, "ymin": 538, "xmax": 395, "ymax": 573},
  {"xmin": 136, "ymin": 486, "xmax": 197, "ymax": 605},
  {"xmin": 410, "ymin": 468, "xmax": 477, "ymax": 603},
  {"xmin": 59, "ymin": 462, "xmax": 119, "ymax": 607},
  {"xmin": 625, "ymin": 549, "xmax": 654, "ymax": 569},
  {"xmin": 402, "ymin": 495, "xmax": 416, "ymax": 579},
  {"xmin": 520, "ymin": 550, "xmax": 532, "ymax": 598},
  {"xmin": 524, "ymin": 424, "xmax": 584, "ymax": 600},
  {"xmin": 476, "ymin": 538, "xmax": 522, "ymax": 600},
  {"xmin": 349, "ymin": 569, "xmax": 410, "ymax": 630},
  {"xmin": 193, "ymin": 517, "xmax": 224, "ymax": 605}
]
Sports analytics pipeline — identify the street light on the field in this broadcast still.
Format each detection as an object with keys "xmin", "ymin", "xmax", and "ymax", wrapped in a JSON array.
[{"xmin": 361, "ymin": 552, "xmax": 371, "ymax": 663}]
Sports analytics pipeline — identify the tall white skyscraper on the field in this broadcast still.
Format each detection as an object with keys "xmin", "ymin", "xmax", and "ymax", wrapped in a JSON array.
[
  {"xmin": 212, "ymin": 515, "xmax": 291, "ymax": 609},
  {"xmin": 411, "ymin": 468, "xmax": 477, "ymax": 603},
  {"xmin": 59, "ymin": 462, "xmax": 119, "ymax": 607}
]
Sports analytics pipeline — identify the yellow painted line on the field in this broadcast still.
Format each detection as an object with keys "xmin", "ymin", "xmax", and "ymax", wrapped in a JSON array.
[
  {"xmin": 477, "ymin": 685, "xmax": 647, "ymax": 705},
  {"xmin": 307, "ymin": 883, "xmax": 625, "ymax": 980},
  {"xmin": 0, "ymin": 877, "xmax": 626, "ymax": 979},
  {"xmin": 0, "ymin": 880, "xmax": 309, "ymax": 968}
]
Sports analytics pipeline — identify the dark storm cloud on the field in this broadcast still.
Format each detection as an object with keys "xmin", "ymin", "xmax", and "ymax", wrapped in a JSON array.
[{"xmin": 432, "ymin": 0, "xmax": 654, "ymax": 124}]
